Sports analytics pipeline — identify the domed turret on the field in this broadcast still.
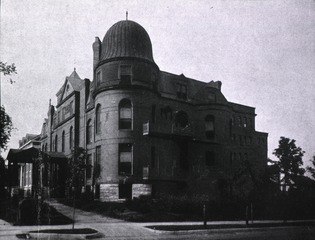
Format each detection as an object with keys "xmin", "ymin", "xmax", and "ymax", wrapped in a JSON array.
[
  {"xmin": 93, "ymin": 20, "xmax": 159, "ymax": 95},
  {"xmin": 101, "ymin": 20, "xmax": 155, "ymax": 63}
]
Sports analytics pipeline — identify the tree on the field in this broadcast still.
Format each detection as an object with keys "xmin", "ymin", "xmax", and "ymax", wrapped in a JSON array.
[
  {"xmin": 0, "ymin": 156, "xmax": 8, "ymax": 198},
  {"xmin": 0, "ymin": 62, "xmax": 17, "ymax": 84},
  {"xmin": 0, "ymin": 106, "xmax": 13, "ymax": 150},
  {"xmin": 0, "ymin": 61, "xmax": 17, "ymax": 149},
  {"xmin": 273, "ymin": 137, "xmax": 305, "ymax": 187},
  {"xmin": 66, "ymin": 147, "xmax": 87, "ymax": 230},
  {"xmin": 306, "ymin": 155, "xmax": 315, "ymax": 179}
]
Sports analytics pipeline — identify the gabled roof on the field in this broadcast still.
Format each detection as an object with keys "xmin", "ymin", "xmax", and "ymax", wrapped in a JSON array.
[
  {"xmin": 56, "ymin": 69, "xmax": 85, "ymax": 104},
  {"xmin": 67, "ymin": 70, "xmax": 84, "ymax": 91},
  {"xmin": 159, "ymin": 71, "xmax": 206, "ymax": 99},
  {"xmin": 192, "ymin": 80, "xmax": 227, "ymax": 104}
]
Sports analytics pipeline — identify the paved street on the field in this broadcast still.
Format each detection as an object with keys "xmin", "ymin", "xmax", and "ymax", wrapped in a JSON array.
[{"xmin": 0, "ymin": 199, "xmax": 314, "ymax": 239}]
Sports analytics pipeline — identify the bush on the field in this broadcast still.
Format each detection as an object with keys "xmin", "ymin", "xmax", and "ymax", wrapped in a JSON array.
[{"xmin": 126, "ymin": 194, "xmax": 210, "ymax": 215}]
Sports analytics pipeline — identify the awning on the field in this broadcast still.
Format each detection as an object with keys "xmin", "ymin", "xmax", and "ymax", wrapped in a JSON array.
[
  {"xmin": 7, "ymin": 147, "xmax": 40, "ymax": 163},
  {"xmin": 7, "ymin": 147, "xmax": 68, "ymax": 164}
]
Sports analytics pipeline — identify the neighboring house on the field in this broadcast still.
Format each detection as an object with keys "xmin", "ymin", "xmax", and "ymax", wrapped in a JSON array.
[
  {"xmin": 279, "ymin": 174, "xmax": 315, "ymax": 193},
  {"xmin": 8, "ymin": 19, "xmax": 268, "ymax": 201},
  {"xmin": 7, "ymin": 134, "xmax": 41, "ymax": 197}
]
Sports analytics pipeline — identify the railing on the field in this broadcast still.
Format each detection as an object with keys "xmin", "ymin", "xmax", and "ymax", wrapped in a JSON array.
[{"xmin": 143, "ymin": 122, "xmax": 193, "ymax": 138}]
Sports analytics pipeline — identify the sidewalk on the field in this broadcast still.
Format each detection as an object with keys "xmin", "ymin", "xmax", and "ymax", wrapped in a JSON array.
[
  {"xmin": 47, "ymin": 199, "xmax": 123, "ymax": 224},
  {"xmin": 46, "ymin": 199, "xmax": 315, "ymax": 238},
  {"xmin": 0, "ymin": 199, "xmax": 314, "ymax": 239}
]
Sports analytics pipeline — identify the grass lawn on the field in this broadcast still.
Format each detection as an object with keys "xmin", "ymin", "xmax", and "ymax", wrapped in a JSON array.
[
  {"xmin": 58, "ymin": 198, "xmax": 202, "ymax": 222},
  {"xmin": 0, "ymin": 198, "xmax": 72, "ymax": 225}
]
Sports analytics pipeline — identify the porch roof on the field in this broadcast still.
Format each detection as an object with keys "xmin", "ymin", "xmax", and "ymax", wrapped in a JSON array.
[{"xmin": 7, "ymin": 147, "xmax": 67, "ymax": 163}]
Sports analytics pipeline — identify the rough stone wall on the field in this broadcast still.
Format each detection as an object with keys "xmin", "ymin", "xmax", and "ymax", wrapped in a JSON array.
[
  {"xmin": 100, "ymin": 183, "xmax": 119, "ymax": 201},
  {"xmin": 132, "ymin": 184, "xmax": 152, "ymax": 199}
]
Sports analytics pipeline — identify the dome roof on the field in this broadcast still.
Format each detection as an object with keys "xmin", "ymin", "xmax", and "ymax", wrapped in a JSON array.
[{"xmin": 101, "ymin": 20, "xmax": 154, "ymax": 63}]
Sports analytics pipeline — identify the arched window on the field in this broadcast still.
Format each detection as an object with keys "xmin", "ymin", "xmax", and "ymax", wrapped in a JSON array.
[
  {"xmin": 62, "ymin": 131, "xmax": 65, "ymax": 152},
  {"xmin": 45, "ymin": 143, "xmax": 48, "ymax": 152},
  {"xmin": 205, "ymin": 115, "xmax": 215, "ymax": 139},
  {"xmin": 119, "ymin": 99, "xmax": 132, "ymax": 129},
  {"xmin": 174, "ymin": 111, "xmax": 189, "ymax": 128},
  {"xmin": 69, "ymin": 126, "xmax": 73, "ymax": 150},
  {"xmin": 54, "ymin": 135, "xmax": 58, "ymax": 152},
  {"xmin": 95, "ymin": 104, "xmax": 101, "ymax": 134},
  {"xmin": 86, "ymin": 119, "xmax": 92, "ymax": 144}
]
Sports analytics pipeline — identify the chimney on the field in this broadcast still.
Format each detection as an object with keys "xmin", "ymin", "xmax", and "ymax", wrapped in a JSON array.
[{"xmin": 93, "ymin": 37, "xmax": 101, "ymax": 69}]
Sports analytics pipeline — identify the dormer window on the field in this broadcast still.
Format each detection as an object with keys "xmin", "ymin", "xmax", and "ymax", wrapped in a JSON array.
[
  {"xmin": 208, "ymin": 92, "xmax": 216, "ymax": 101},
  {"xmin": 176, "ymin": 83, "xmax": 187, "ymax": 100},
  {"xmin": 120, "ymin": 65, "xmax": 132, "ymax": 84},
  {"xmin": 205, "ymin": 115, "xmax": 215, "ymax": 139}
]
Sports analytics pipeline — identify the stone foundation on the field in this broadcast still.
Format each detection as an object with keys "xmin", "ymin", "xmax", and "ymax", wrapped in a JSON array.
[
  {"xmin": 100, "ymin": 184, "xmax": 119, "ymax": 202},
  {"xmin": 132, "ymin": 184, "xmax": 152, "ymax": 199},
  {"xmin": 99, "ymin": 183, "xmax": 152, "ymax": 201}
]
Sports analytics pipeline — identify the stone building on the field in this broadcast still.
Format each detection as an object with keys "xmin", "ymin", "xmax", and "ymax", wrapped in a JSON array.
[{"xmin": 11, "ymin": 19, "xmax": 268, "ymax": 201}]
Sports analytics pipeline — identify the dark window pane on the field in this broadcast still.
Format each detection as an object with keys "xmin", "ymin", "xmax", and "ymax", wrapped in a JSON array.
[
  {"xmin": 119, "ymin": 143, "xmax": 132, "ymax": 175},
  {"xmin": 119, "ymin": 119, "xmax": 131, "ymax": 129},
  {"xmin": 151, "ymin": 146, "xmax": 155, "ymax": 168},
  {"xmin": 205, "ymin": 151, "xmax": 215, "ymax": 166},
  {"xmin": 69, "ymin": 127, "xmax": 73, "ymax": 149},
  {"xmin": 86, "ymin": 154, "xmax": 92, "ymax": 179}
]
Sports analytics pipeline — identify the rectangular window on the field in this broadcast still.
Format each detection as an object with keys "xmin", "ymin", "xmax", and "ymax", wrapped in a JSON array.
[
  {"xmin": 151, "ymin": 105, "xmax": 156, "ymax": 124},
  {"xmin": 249, "ymin": 118, "xmax": 253, "ymax": 129},
  {"xmin": 239, "ymin": 135, "xmax": 243, "ymax": 146},
  {"xmin": 119, "ymin": 107, "xmax": 132, "ymax": 129},
  {"xmin": 176, "ymin": 83, "xmax": 187, "ymax": 100},
  {"xmin": 244, "ymin": 117, "xmax": 247, "ymax": 127},
  {"xmin": 94, "ymin": 146, "xmax": 101, "ymax": 178},
  {"xmin": 151, "ymin": 146, "xmax": 155, "ymax": 168},
  {"xmin": 86, "ymin": 154, "xmax": 92, "ymax": 179},
  {"xmin": 119, "ymin": 143, "xmax": 132, "ymax": 175},
  {"xmin": 205, "ymin": 151, "xmax": 215, "ymax": 166},
  {"xmin": 96, "ymin": 71, "xmax": 101, "ymax": 85},
  {"xmin": 205, "ymin": 115, "xmax": 215, "ymax": 139},
  {"xmin": 238, "ymin": 116, "xmax": 242, "ymax": 127},
  {"xmin": 120, "ymin": 65, "xmax": 132, "ymax": 83}
]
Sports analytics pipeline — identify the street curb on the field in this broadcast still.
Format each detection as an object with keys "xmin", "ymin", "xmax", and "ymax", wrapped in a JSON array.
[{"xmin": 144, "ymin": 224, "xmax": 314, "ymax": 235}]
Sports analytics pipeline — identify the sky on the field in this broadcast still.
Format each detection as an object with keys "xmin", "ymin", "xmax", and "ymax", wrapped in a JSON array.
[{"xmin": 1, "ymin": 0, "xmax": 315, "ymax": 168}]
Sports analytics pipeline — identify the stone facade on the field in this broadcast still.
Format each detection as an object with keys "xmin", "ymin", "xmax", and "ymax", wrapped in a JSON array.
[{"xmin": 33, "ymin": 20, "xmax": 268, "ymax": 201}]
